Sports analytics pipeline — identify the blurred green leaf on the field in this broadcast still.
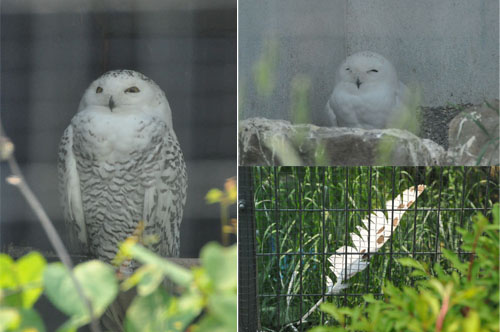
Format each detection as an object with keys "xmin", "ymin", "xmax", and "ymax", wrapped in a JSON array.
[
  {"xmin": 308, "ymin": 327, "xmax": 337, "ymax": 332},
  {"xmin": 0, "ymin": 255, "xmax": 16, "ymax": 289},
  {"xmin": 0, "ymin": 252, "xmax": 46, "ymax": 309},
  {"xmin": 43, "ymin": 260, "xmax": 118, "ymax": 330},
  {"xmin": 463, "ymin": 310, "xmax": 480, "ymax": 332},
  {"xmin": 253, "ymin": 39, "xmax": 278, "ymax": 98},
  {"xmin": 127, "ymin": 244, "xmax": 193, "ymax": 287},
  {"xmin": 0, "ymin": 308, "xmax": 20, "ymax": 331},
  {"xmin": 397, "ymin": 257, "xmax": 427, "ymax": 272},
  {"xmin": 201, "ymin": 243, "xmax": 237, "ymax": 292},
  {"xmin": 441, "ymin": 248, "xmax": 468, "ymax": 274},
  {"xmin": 124, "ymin": 287, "xmax": 199, "ymax": 332},
  {"xmin": 290, "ymin": 75, "xmax": 311, "ymax": 124},
  {"xmin": 121, "ymin": 264, "xmax": 164, "ymax": 296},
  {"xmin": 207, "ymin": 294, "xmax": 237, "ymax": 330},
  {"xmin": 205, "ymin": 188, "xmax": 223, "ymax": 204},
  {"xmin": 17, "ymin": 308, "xmax": 45, "ymax": 332},
  {"xmin": 310, "ymin": 206, "xmax": 499, "ymax": 332},
  {"xmin": 16, "ymin": 252, "xmax": 46, "ymax": 308},
  {"xmin": 319, "ymin": 303, "xmax": 344, "ymax": 325}
]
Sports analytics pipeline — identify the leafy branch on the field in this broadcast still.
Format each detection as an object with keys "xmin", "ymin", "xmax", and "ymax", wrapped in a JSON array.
[
  {"xmin": 310, "ymin": 204, "xmax": 499, "ymax": 332},
  {"xmin": 0, "ymin": 120, "xmax": 100, "ymax": 332}
]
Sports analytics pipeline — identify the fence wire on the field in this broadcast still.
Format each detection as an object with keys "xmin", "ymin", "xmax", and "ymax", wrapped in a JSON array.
[{"xmin": 238, "ymin": 166, "xmax": 499, "ymax": 332}]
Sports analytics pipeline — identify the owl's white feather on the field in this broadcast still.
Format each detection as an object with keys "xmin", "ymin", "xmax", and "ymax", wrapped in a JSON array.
[
  {"xmin": 326, "ymin": 51, "xmax": 408, "ymax": 129},
  {"xmin": 58, "ymin": 70, "xmax": 187, "ymax": 267}
]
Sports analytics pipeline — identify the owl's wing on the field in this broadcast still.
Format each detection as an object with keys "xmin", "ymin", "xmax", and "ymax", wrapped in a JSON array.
[
  {"xmin": 325, "ymin": 93, "xmax": 338, "ymax": 126},
  {"xmin": 58, "ymin": 125, "xmax": 88, "ymax": 251},
  {"xmin": 142, "ymin": 130, "xmax": 187, "ymax": 258}
]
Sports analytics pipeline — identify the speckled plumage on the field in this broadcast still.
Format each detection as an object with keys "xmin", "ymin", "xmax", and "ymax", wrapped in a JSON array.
[{"xmin": 58, "ymin": 70, "xmax": 187, "ymax": 268}]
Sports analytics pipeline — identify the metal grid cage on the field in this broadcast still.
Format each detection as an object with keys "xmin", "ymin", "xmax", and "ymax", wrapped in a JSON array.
[{"xmin": 238, "ymin": 166, "xmax": 499, "ymax": 332}]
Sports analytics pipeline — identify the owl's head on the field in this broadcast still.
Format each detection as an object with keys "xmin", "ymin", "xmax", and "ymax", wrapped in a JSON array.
[
  {"xmin": 78, "ymin": 69, "xmax": 173, "ymax": 128},
  {"xmin": 336, "ymin": 51, "xmax": 398, "ymax": 90}
]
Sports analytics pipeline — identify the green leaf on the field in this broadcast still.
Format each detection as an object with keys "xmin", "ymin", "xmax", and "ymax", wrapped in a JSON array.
[
  {"xmin": 192, "ymin": 314, "xmax": 237, "ymax": 332},
  {"xmin": 397, "ymin": 257, "xmax": 427, "ymax": 272},
  {"xmin": 441, "ymin": 249, "xmax": 468, "ymax": 274},
  {"xmin": 124, "ymin": 287, "xmax": 200, "ymax": 332},
  {"xmin": 319, "ymin": 303, "xmax": 345, "ymax": 324},
  {"xmin": 43, "ymin": 260, "xmax": 118, "ymax": 330},
  {"xmin": 0, "ymin": 252, "xmax": 46, "ymax": 309},
  {"xmin": 17, "ymin": 308, "xmax": 46, "ymax": 332},
  {"xmin": 124, "ymin": 288, "xmax": 170, "ymax": 332},
  {"xmin": 16, "ymin": 252, "xmax": 46, "ymax": 308},
  {"xmin": 200, "ymin": 243, "xmax": 237, "ymax": 292},
  {"xmin": 452, "ymin": 287, "xmax": 484, "ymax": 305},
  {"xmin": 462, "ymin": 309, "xmax": 480, "ymax": 332},
  {"xmin": 205, "ymin": 189, "xmax": 223, "ymax": 204},
  {"xmin": 121, "ymin": 264, "xmax": 164, "ymax": 296},
  {"xmin": 0, "ymin": 255, "xmax": 16, "ymax": 289},
  {"xmin": 0, "ymin": 307, "xmax": 20, "ymax": 331},
  {"xmin": 207, "ymin": 294, "xmax": 237, "ymax": 330},
  {"xmin": 308, "ymin": 327, "xmax": 337, "ymax": 332},
  {"xmin": 492, "ymin": 203, "xmax": 499, "ymax": 225},
  {"xmin": 128, "ymin": 244, "xmax": 193, "ymax": 287},
  {"xmin": 363, "ymin": 294, "xmax": 377, "ymax": 303}
]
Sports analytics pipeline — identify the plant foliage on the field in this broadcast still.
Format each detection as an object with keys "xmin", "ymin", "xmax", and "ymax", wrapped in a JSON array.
[
  {"xmin": 310, "ymin": 204, "xmax": 499, "ymax": 332},
  {"xmin": 0, "ymin": 242, "xmax": 236, "ymax": 332}
]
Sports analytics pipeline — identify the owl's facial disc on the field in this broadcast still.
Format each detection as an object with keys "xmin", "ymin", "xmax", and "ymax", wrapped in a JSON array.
[{"xmin": 86, "ymin": 77, "xmax": 156, "ymax": 113}]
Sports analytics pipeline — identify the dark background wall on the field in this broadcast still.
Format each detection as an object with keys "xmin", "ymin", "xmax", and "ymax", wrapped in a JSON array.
[{"xmin": 1, "ymin": 1, "xmax": 237, "ymax": 262}]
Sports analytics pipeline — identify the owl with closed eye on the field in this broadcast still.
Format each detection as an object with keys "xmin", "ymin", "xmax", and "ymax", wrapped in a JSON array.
[
  {"xmin": 325, "ymin": 51, "xmax": 408, "ymax": 129},
  {"xmin": 58, "ymin": 69, "xmax": 187, "ymax": 272}
]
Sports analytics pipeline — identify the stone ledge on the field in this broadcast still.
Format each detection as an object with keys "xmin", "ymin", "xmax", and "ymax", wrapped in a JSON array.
[{"xmin": 239, "ymin": 117, "xmax": 446, "ymax": 166}]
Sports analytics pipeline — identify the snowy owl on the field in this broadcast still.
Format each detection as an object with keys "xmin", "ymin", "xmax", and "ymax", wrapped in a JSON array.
[
  {"xmin": 325, "ymin": 51, "xmax": 408, "ymax": 129},
  {"xmin": 58, "ymin": 69, "xmax": 187, "ymax": 269}
]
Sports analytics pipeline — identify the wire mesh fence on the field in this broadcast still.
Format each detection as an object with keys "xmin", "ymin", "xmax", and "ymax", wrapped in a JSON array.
[{"xmin": 238, "ymin": 166, "xmax": 499, "ymax": 332}]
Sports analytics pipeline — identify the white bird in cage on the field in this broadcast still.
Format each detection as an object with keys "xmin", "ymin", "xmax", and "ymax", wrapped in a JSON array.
[
  {"xmin": 296, "ymin": 185, "xmax": 426, "ymax": 326},
  {"xmin": 326, "ymin": 185, "xmax": 425, "ymax": 293}
]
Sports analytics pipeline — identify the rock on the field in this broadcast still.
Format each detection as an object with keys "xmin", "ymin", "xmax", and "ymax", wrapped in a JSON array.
[
  {"xmin": 447, "ymin": 100, "xmax": 499, "ymax": 165},
  {"xmin": 421, "ymin": 105, "xmax": 464, "ymax": 149},
  {"xmin": 239, "ymin": 117, "xmax": 446, "ymax": 165}
]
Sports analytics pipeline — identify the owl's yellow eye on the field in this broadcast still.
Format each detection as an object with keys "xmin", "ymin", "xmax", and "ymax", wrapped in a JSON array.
[
  {"xmin": 125, "ymin": 86, "xmax": 140, "ymax": 93},
  {"xmin": 96, "ymin": 87, "xmax": 103, "ymax": 93}
]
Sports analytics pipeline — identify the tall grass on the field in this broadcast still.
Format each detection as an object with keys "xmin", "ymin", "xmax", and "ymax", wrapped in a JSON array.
[{"xmin": 253, "ymin": 167, "xmax": 499, "ymax": 331}]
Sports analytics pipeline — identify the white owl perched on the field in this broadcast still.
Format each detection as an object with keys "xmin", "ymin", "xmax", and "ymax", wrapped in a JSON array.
[
  {"xmin": 325, "ymin": 51, "xmax": 409, "ymax": 129},
  {"xmin": 58, "ymin": 70, "xmax": 187, "ymax": 270}
]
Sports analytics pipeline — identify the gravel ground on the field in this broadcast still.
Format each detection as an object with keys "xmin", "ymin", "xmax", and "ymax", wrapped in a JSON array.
[{"xmin": 420, "ymin": 104, "xmax": 470, "ymax": 149}]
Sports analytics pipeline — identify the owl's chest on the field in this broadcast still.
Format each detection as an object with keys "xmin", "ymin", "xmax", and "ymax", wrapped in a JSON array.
[
  {"xmin": 71, "ymin": 110, "xmax": 165, "ymax": 162},
  {"xmin": 333, "ymin": 84, "xmax": 397, "ymax": 129}
]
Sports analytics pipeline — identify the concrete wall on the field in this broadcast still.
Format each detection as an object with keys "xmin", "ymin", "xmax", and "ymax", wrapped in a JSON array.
[
  {"xmin": 239, "ymin": 0, "xmax": 499, "ymax": 125},
  {"xmin": 347, "ymin": 0, "xmax": 499, "ymax": 107},
  {"xmin": 239, "ymin": 0, "xmax": 346, "ymax": 125}
]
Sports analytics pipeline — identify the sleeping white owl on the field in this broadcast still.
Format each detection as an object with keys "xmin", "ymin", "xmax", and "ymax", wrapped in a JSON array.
[{"xmin": 325, "ymin": 51, "xmax": 409, "ymax": 129}]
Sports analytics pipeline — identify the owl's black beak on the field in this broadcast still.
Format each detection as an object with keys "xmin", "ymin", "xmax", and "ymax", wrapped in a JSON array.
[
  {"xmin": 108, "ymin": 96, "xmax": 115, "ymax": 111},
  {"xmin": 356, "ymin": 78, "xmax": 362, "ymax": 89}
]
